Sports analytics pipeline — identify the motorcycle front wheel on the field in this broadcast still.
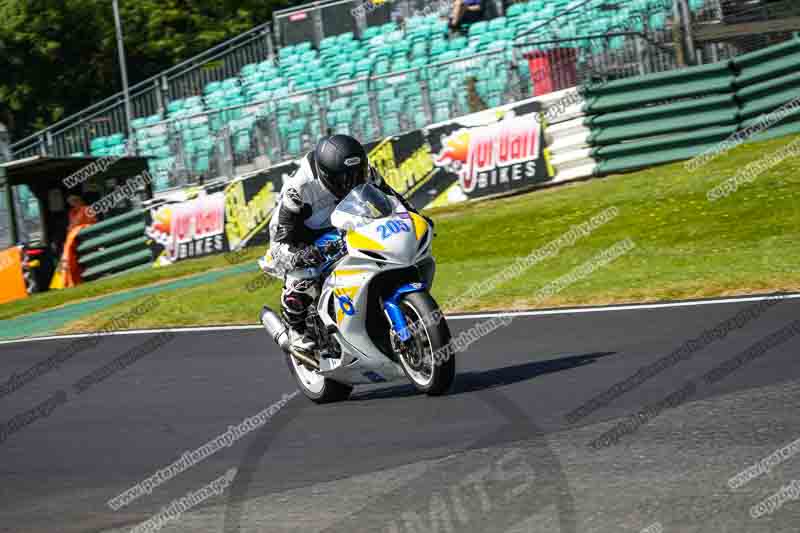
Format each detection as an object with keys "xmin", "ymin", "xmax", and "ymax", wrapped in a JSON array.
[{"xmin": 397, "ymin": 291, "xmax": 455, "ymax": 395}]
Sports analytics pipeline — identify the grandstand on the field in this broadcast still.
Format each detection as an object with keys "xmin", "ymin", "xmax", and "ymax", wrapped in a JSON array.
[{"xmin": 7, "ymin": 0, "xmax": 794, "ymax": 193}]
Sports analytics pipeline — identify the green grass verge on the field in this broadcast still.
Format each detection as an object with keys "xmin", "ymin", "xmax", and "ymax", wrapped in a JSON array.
[
  {"xmin": 44, "ymin": 133, "xmax": 800, "ymax": 332},
  {"xmin": 0, "ymin": 247, "xmax": 265, "ymax": 321}
]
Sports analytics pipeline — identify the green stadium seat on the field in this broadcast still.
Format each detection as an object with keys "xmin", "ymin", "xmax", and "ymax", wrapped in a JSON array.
[
  {"xmin": 391, "ymin": 58, "xmax": 410, "ymax": 72},
  {"xmin": 320, "ymin": 36, "xmax": 339, "ymax": 50},
  {"xmin": 107, "ymin": 133, "xmax": 126, "ymax": 146},
  {"xmin": 433, "ymin": 103, "xmax": 451, "ymax": 123},
  {"xmin": 286, "ymin": 135, "xmax": 303, "ymax": 155},
  {"xmin": 89, "ymin": 137, "xmax": 107, "ymax": 151},
  {"xmin": 382, "ymin": 113, "xmax": 401, "ymax": 135},
  {"xmin": 355, "ymin": 58, "xmax": 374, "ymax": 75},
  {"xmin": 337, "ymin": 32, "xmax": 355, "ymax": 43},
  {"xmin": 361, "ymin": 27, "xmax": 382, "ymax": 40},
  {"xmin": 257, "ymin": 61, "xmax": 279, "ymax": 75},
  {"xmin": 167, "ymin": 100, "xmax": 184, "ymax": 114},
  {"xmin": 221, "ymin": 78, "xmax": 240, "ymax": 90},
  {"xmin": 468, "ymin": 21, "xmax": 489, "ymax": 37},
  {"xmin": 507, "ymin": 3, "xmax": 526, "ymax": 17},
  {"xmin": 392, "ymin": 40, "xmax": 411, "ymax": 57},
  {"xmin": 488, "ymin": 17, "xmax": 507, "ymax": 31},
  {"xmin": 240, "ymin": 63, "xmax": 258, "ymax": 78}
]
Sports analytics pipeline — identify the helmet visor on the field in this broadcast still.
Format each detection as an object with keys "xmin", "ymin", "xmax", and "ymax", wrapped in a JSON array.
[{"xmin": 319, "ymin": 158, "xmax": 368, "ymax": 199}]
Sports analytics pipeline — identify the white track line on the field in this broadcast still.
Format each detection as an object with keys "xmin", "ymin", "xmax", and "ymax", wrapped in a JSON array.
[{"xmin": 1, "ymin": 292, "xmax": 798, "ymax": 346}]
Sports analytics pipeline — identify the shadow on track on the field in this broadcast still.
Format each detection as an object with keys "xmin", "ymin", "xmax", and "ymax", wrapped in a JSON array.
[
  {"xmin": 222, "ymin": 352, "xmax": 616, "ymax": 532},
  {"xmin": 350, "ymin": 351, "xmax": 617, "ymax": 401}
]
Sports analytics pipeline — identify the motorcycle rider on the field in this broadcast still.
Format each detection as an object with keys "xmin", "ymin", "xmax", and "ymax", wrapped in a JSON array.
[{"xmin": 260, "ymin": 134, "xmax": 431, "ymax": 357}]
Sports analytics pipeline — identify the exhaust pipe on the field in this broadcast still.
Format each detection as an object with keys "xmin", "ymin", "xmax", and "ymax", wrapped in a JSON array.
[
  {"xmin": 261, "ymin": 306, "xmax": 290, "ymax": 353},
  {"xmin": 260, "ymin": 306, "xmax": 320, "ymax": 369}
]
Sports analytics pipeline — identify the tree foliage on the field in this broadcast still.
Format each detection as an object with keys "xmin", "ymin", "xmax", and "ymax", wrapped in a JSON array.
[{"xmin": 0, "ymin": 0, "xmax": 294, "ymax": 142}]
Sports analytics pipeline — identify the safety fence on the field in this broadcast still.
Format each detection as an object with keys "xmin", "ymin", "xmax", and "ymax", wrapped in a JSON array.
[
  {"xmin": 76, "ymin": 209, "xmax": 153, "ymax": 281},
  {"xmin": 73, "ymin": 94, "xmax": 566, "ymax": 280},
  {"xmin": 581, "ymin": 33, "xmax": 800, "ymax": 175},
  {"xmin": 10, "ymin": 24, "xmax": 275, "ymax": 161},
  {"xmin": 734, "ymin": 34, "xmax": 800, "ymax": 142},
  {"xmin": 690, "ymin": 0, "xmax": 800, "ymax": 59},
  {"xmin": 132, "ymin": 49, "xmax": 530, "ymax": 193},
  {"xmin": 514, "ymin": 32, "xmax": 679, "ymax": 94}
]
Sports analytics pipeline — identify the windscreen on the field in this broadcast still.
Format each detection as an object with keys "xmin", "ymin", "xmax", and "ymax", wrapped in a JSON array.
[{"xmin": 334, "ymin": 183, "xmax": 394, "ymax": 219}]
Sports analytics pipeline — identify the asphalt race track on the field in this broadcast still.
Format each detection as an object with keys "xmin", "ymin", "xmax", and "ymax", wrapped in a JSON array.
[{"xmin": 2, "ymin": 295, "xmax": 800, "ymax": 533}]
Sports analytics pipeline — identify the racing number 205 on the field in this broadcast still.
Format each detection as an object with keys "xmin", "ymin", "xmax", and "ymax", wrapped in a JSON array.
[{"xmin": 377, "ymin": 220, "xmax": 410, "ymax": 240}]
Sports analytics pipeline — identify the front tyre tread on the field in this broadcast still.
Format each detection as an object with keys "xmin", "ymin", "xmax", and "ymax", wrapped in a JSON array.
[{"xmin": 399, "ymin": 291, "xmax": 455, "ymax": 396}]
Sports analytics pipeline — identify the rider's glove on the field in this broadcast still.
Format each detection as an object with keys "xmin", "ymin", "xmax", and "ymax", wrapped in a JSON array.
[
  {"xmin": 292, "ymin": 246, "xmax": 325, "ymax": 269},
  {"xmin": 320, "ymin": 236, "xmax": 345, "ymax": 258}
]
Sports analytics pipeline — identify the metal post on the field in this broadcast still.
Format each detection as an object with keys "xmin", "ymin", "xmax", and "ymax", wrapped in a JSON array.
[
  {"xmin": 352, "ymin": 0, "xmax": 365, "ymax": 38},
  {"xmin": 634, "ymin": 35, "xmax": 647, "ymax": 75},
  {"xmin": 420, "ymin": 77, "xmax": 433, "ymax": 125},
  {"xmin": 367, "ymin": 83, "xmax": 382, "ymax": 138},
  {"xmin": 317, "ymin": 91, "xmax": 329, "ymax": 138},
  {"xmin": 265, "ymin": 28, "xmax": 275, "ymax": 61},
  {"xmin": 0, "ymin": 122, "xmax": 16, "ymax": 247},
  {"xmin": 678, "ymin": 0, "xmax": 697, "ymax": 65},
  {"xmin": 112, "ymin": 0, "xmax": 135, "ymax": 142},
  {"xmin": 312, "ymin": 2, "xmax": 324, "ymax": 47}
]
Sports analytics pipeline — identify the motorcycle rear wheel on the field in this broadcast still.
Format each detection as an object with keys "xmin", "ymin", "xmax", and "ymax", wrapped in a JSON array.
[
  {"xmin": 397, "ymin": 291, "xmax": 455, "ymax": 395},
  {"xmin": 286, "ymin": 353, "xmax": 353, "ymax": 404}
]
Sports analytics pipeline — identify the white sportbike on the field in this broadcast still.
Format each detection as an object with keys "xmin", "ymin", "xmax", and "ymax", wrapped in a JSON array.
[{"xmin": 260, "ymin": 183, "xmax": 455, "ymax": 403}]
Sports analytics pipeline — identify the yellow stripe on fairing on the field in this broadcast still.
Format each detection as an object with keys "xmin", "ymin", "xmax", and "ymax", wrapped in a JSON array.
[
  {"xmin": 334, "ymin": 269, "xmax": 368, "ymax": 277},
  {"xmin": 347, "ymin": 231, "xmax": 386, "ymax": 251},
  {"xmin": 409, "ymin": 212, "xmax": 428, "ymax": 240}
]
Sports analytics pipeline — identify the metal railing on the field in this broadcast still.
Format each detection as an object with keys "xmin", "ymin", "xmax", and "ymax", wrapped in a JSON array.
[
  {"xmin": 514, "ymin": 32, "xmax": 679, "ymax": 92},
  {"xmin": 140, "ymin": 48, "xmax": 528, "ymax": 193},
  {"xmin": 687, "ymin": 0, "xmax": 800, "ymax": 61},
  {"xmin": 10, "ymin": 23, "xmax": 274, "ymax": 160},
  {"xmin": 273, "ymin": 0, "xmax": 450, "ymax": 47}
]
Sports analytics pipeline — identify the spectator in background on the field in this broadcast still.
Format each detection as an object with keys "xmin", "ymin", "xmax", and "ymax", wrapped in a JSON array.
[
  {"xmin": 449, "ymin": 0, "xmax": 486, "ymax": 34},
  {"xmin": 66, "ymin": 194, "xmax": 96, "ymax": 230},
  {"xmin": 50, "ymin": 194, "xmax": 97, "ymax": 289}
]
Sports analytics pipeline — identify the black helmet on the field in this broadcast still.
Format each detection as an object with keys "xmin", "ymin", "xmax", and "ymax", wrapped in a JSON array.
[{"xmin": 314, "ymin": 134, "xmax": 369, "ymax": 199}]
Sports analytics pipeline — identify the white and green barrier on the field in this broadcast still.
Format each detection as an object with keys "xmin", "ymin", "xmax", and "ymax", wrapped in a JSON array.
[
  {"xmin": 582, "ymin": 33, "xmax": 800, "ymax": 175},
  {"xmin": 76, "ymin": 209, "xmax": 153, "ymax": 281}
]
